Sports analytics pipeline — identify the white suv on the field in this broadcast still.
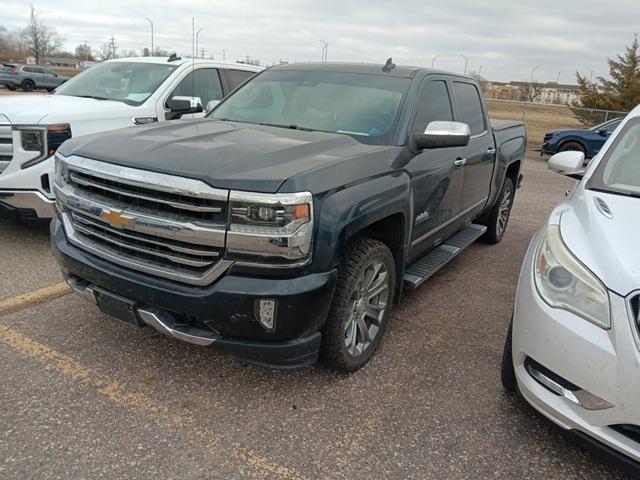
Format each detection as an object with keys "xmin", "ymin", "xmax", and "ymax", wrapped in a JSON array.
[
  {"xmin": 502, "ymin": 105, "xmax": 640, "ymax": 473},
  {"xmin": 0, "ymin": 57, "xmax": 261, "ymax": 220}
]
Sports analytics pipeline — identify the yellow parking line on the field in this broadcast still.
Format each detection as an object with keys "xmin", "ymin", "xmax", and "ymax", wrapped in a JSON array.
[
  {"xmin": 0, "ymin": 282, "xmax": 71, "ymax": 316},
  {"xmin": 0, "ymin": 324, "xmax": 307, "ymax": 480}
]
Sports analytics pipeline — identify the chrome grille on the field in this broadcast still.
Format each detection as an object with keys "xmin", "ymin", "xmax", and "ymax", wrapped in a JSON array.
[
  {"xmin": 0, "ymin": 123, "xmax": 13, "ymax": 174},
  {"xmin": 55, "ymin": 155, "xmax": 233, "ymax": 286}
]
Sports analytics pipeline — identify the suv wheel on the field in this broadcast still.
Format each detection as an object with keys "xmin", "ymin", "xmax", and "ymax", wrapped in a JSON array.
[
  {"xmin": 559, "ymin": 141, "xmax": 586, "ymax": 154},
  {"xmin": 481, "ymin": 177, "xmax": 515, "ymax": 244},
  {"xmin": 321, "ymin": 237, "xmax": 396, "ymax": 372},
  {"xmin": 21, "ymin": 79, "xmax": 35, "ymax": 92}
]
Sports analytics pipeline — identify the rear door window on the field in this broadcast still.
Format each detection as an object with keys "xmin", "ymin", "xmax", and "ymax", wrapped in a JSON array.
[{"xmin": 453, "ymin": 81, "xmax": 486, "ymax": 135}]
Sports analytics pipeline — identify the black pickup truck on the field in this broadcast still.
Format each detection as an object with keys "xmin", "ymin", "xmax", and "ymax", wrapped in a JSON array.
[{"xmin": 51, "ymin": 61, "xmax": 526, "ymax": 371}]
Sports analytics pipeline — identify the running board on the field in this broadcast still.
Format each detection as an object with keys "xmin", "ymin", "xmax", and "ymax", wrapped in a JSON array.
[{"xmin": 403, "ymin": 224, "xmax": 487, "ymax": 290}]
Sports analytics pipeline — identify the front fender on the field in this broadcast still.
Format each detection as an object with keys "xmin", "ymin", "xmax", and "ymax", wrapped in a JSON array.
[{"xmin": 312, "ymin": 171, "xmax": 412, "ymax": 272}]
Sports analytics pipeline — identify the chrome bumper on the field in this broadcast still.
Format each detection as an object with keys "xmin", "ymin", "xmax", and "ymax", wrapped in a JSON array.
[{"xmin": 0, "ymin": 190, "xmax": 55, "ymax": 218}]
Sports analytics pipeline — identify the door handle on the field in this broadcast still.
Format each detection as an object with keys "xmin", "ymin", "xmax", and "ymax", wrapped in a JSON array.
[
  {"xmin": 487, "ymin": 148, "xmax": 497, "ymax": 154},
  {"xmin": 454, "ymin": 158, "xmax": 467, "ymax": 167}
]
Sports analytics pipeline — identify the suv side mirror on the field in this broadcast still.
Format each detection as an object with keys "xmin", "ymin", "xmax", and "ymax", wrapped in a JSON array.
[
  {"xmin": 548, "ymin": 151, "xmax": 586, "ymax": 179},
  {"xmin": 598, "ymin": 129, "xmax": 608, "ymax": 136},
  {"xmin": 167, "ymin": 96, "xmax": 203, "ymax": 119},
  {"xmin": 411, "ymin": 121, "xmax": 471, "ymax": 151}
]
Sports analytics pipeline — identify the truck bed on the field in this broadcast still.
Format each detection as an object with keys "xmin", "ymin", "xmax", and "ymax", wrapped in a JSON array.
[{"xmin": 491, "ymin": 119, "xmax": 525, "ymax": 132}]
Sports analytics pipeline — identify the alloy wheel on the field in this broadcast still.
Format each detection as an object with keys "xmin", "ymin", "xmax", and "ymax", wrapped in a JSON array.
[{"xmin": 344, "ymin": 259, "xmax": 390, "ymax": 357}]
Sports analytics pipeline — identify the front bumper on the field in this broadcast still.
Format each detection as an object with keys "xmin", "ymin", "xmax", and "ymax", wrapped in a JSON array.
[
  {"xmin": 52, "ymin": 218, "xmax": 337, "ymax": 368},
  {"xmin": 0, "ymin": 190, "xmax": 55, "ymax": 219},
  {"xmin": 512, "ymin": 230, "xmax": 640, "ymax": 467}
]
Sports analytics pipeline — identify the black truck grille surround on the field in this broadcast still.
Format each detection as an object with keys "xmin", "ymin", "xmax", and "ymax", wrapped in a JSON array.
[
  {"xmin": 0, "ymin": 123, "xmax": 13, "ymax": 174},
  {"xmin": 55, "ymin": 155, "xmax": 233, "ymax": 286},
  {"xmin": 631, "ymin": 295, "xmax": 640, "ymax": 329}
]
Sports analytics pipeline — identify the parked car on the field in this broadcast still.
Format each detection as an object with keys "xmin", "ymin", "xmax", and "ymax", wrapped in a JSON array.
[
  {"xmin": 0, "ymin": 64, "xmax": 69, "ymax": 92},
  {"xmin": 541, "ymin": 117, "xmax": 623, "ymax": 158},
  {"xmin": 51, "ymin": 61, "xmax": 526, "ymax": 371},
  {"xmin": 502, "ymin": 105, "xmax": 640, "ymax": 473},
  {"xmin": 0, "ymin": 56, "xmax": 262, "ymax": 220}
]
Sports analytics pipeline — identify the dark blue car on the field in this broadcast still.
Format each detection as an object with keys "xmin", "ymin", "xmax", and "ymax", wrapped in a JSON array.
[{"xmin": 541, "ymin": 117, "xmax": 623, "ymax": 158}]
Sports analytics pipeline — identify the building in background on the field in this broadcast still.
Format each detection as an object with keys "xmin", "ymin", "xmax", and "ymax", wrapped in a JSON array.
[{"xmin": 482, "ymin": 81, "xmax": 581, "ymax": 105}]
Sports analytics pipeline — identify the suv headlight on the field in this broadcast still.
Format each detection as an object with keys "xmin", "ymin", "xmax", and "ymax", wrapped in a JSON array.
[
  {"xmin": 226, "ymin": 191, "xmax": 313, "ymax": 267},
  {"xmin": 19, "ymin": 124, "xmax": 72, "ymax": 169},
  {"xmin": 533, "ymin": 225, "xmax": 610, "ymax": 329}
]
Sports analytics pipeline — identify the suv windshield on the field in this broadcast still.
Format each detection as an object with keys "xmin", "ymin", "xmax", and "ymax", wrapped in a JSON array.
[
  {"xmin": 211, "ymin": 69, "xmax": 410, "ymax": 145},
  {"xmin": 589, "ymin": 117, "xmax": 640, "ymax": 197},
  {"xmin": 55, "ymin": 62, "xmax": 178, "ymax": 106}
]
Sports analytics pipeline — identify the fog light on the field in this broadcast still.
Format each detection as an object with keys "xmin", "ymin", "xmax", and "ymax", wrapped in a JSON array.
[{"xmin": 255, "ymin": 299, "xmax": 276, "ymax": 330}]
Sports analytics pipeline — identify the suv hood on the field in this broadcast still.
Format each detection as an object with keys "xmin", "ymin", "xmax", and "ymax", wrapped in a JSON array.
[
  {"xmin": 0, "ymin": 94, "xmax": 129, "ymax": 124},
  {"xmin": 58, "ymin": 119, "xmax": 390, "ymax": 193},
  {"xmin": 560, "ymin": 187, "xmax": 640, "ymax": 296}
]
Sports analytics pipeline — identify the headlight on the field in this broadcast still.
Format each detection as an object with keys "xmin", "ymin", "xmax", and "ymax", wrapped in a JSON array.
[
  {"xmin": 227, "ymin": 191, "xmax": 313, "ymax": 267},
  {"xmin": 533, "ymin": 225, "xmax": 610, "ymax": 329},
  {"xmin": 54, "ymin": 154, "xmax": 70, "ymax": 185},
  {"xmin": 19, "ymin": 124, "xmax": 72, "ymax": 169}
]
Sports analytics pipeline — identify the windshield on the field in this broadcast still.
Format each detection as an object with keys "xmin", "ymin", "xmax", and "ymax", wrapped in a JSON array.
[
  {"xmin": 211, "ymin": 69, "xmax": 410, "ymax": 145},
  {"xmin": 589, "ymin": 117, "xmax": 640, "ymax": 197},
  {"xmin": 55, "ymin": 62, "xmax": 178, "ymax": 106}
]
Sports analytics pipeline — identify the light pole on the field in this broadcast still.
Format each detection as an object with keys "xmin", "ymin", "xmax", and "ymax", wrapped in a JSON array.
[
  {"xmin": 196, "ymin": 28, "xmax": 203, "ymax": 59},
  {"xmin": 431, "ymin": 54, "xmax": 440, "ymax": 68},
  {"xmin": 460, "ymin": 55, "xmax": 469, "ymax": 75},
  {"xmin": 478, "ymin": 65, "xmax": 483, "ymax": 78},
  {"xmin": 320, "ymin": 40, "xmax": 329, "ymax": 62},
  {"xmin": 529, "ymin": 65, "xmax": 542, "ymax": 102},
  {"xmin": 146, "ymin": 18, "xmax": 154, "ymax": 56}
]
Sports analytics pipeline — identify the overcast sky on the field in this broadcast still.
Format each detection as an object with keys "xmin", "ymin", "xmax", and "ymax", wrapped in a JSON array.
[{"xmin": 3, "ymin": 0, "xmax": 639, "ymax": 83}]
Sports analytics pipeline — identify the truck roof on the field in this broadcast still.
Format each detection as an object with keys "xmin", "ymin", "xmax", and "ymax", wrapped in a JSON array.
[
  {"xmin": 269, "ymin": 61, "xmax": 465, "ymax": 79},
  {"xmin": 103, "ymin": 56, "xmax": 263, "ymax": 72}
]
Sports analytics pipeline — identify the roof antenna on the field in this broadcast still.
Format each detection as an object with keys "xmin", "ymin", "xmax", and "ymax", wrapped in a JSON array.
[{"xmin": 382, "ymin": 57, "xmax": 396, "ymax": 72}]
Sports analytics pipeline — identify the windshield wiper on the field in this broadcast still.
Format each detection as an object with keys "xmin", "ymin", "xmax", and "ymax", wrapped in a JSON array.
[
  {"xmin": 258, "ymin": 122, "xmax": 315, "ymax": 132},
  {"xmin": 73, "ymin": 95, "xmax": 110, "ymax": 101}
]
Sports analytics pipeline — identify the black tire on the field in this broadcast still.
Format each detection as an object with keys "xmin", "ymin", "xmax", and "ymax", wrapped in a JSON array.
[
  {"xmin": 501, "ymin": 318, "xmax": 517, "ymax": 393},
  {"xmin": 21, "ymin": 79, "xmax": 35, "ymax": 92},
  {"xmin": 481, "ymin": 177, "xmax": 515, "ymax": 244},
  {"xmin": 559, "ymin": 141, "xmax": 586, "ymax": 154},
  {"xmin": 320, "ymin": 237, "xmax": 396, "ymax": 372},
  {"xmin": 6, "ymin": 85, "xmax": 16, "ymax": 91}
]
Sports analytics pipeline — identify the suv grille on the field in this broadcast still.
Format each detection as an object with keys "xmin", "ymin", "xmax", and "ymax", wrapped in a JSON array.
[
  {"xmin": 0, "ymin": 123, "xmax": 13, "ymax": 174},
  {"xmin": 55, "ymin": 156, "xmax": 233, "ymax": 286}
]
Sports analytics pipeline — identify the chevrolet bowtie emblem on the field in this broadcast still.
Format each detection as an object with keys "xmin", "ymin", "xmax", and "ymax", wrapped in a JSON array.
[{"xmin": 101, "ymin": 209, "xmax": 134, "ymax": 229}]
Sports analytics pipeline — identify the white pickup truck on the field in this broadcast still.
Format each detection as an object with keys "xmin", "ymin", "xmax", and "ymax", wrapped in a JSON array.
[{"xmin": 0, "ymin": 56, "xmax": 262, "ymax": 219}]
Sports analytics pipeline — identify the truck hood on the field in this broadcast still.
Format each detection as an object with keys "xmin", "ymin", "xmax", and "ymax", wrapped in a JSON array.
[
  {"xmin": 58, "ymin": 119, "xmax": 390, "ymax": 193},
  {"xmin": 560, "ymin": 188, "xmax": 640, "ymax": 296},
  {"xmin": 0, "ymin": 94, "xmax": 129, "ymax": 124}
]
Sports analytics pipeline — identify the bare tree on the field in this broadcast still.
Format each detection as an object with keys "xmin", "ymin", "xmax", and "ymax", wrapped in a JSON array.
[
  {"xmin": 20, "ymin": 4, "xmax": 63, "ymax": 64},
  {"xmin": 97, "ymin": 42, "xmax": 114, "ymax": 61},
  {"xmin": 519, "ymin": 82, "xmax": 543, "ymax": 102},
  {"xmin": 75, "ymin": 43, "xmax": 93, "ymax": 61}
]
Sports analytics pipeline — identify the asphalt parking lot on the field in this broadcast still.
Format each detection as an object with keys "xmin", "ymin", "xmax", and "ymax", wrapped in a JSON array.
[{"xmin": 0, "ymin": 153, "xmax": 628, "ymax": 479}]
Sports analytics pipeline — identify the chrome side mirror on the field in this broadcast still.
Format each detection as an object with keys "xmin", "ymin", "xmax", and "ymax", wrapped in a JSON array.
[
  {"xmin": 548, "ymin": 151, "xmax": 586, "ymax": 179},
  {"xmin": 411, "ymin": 121, "xmax": 471, "ymax": 151},
  {"xmin": 167, "ymin": 96, "xmax": 203, "ymax": 113}
]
